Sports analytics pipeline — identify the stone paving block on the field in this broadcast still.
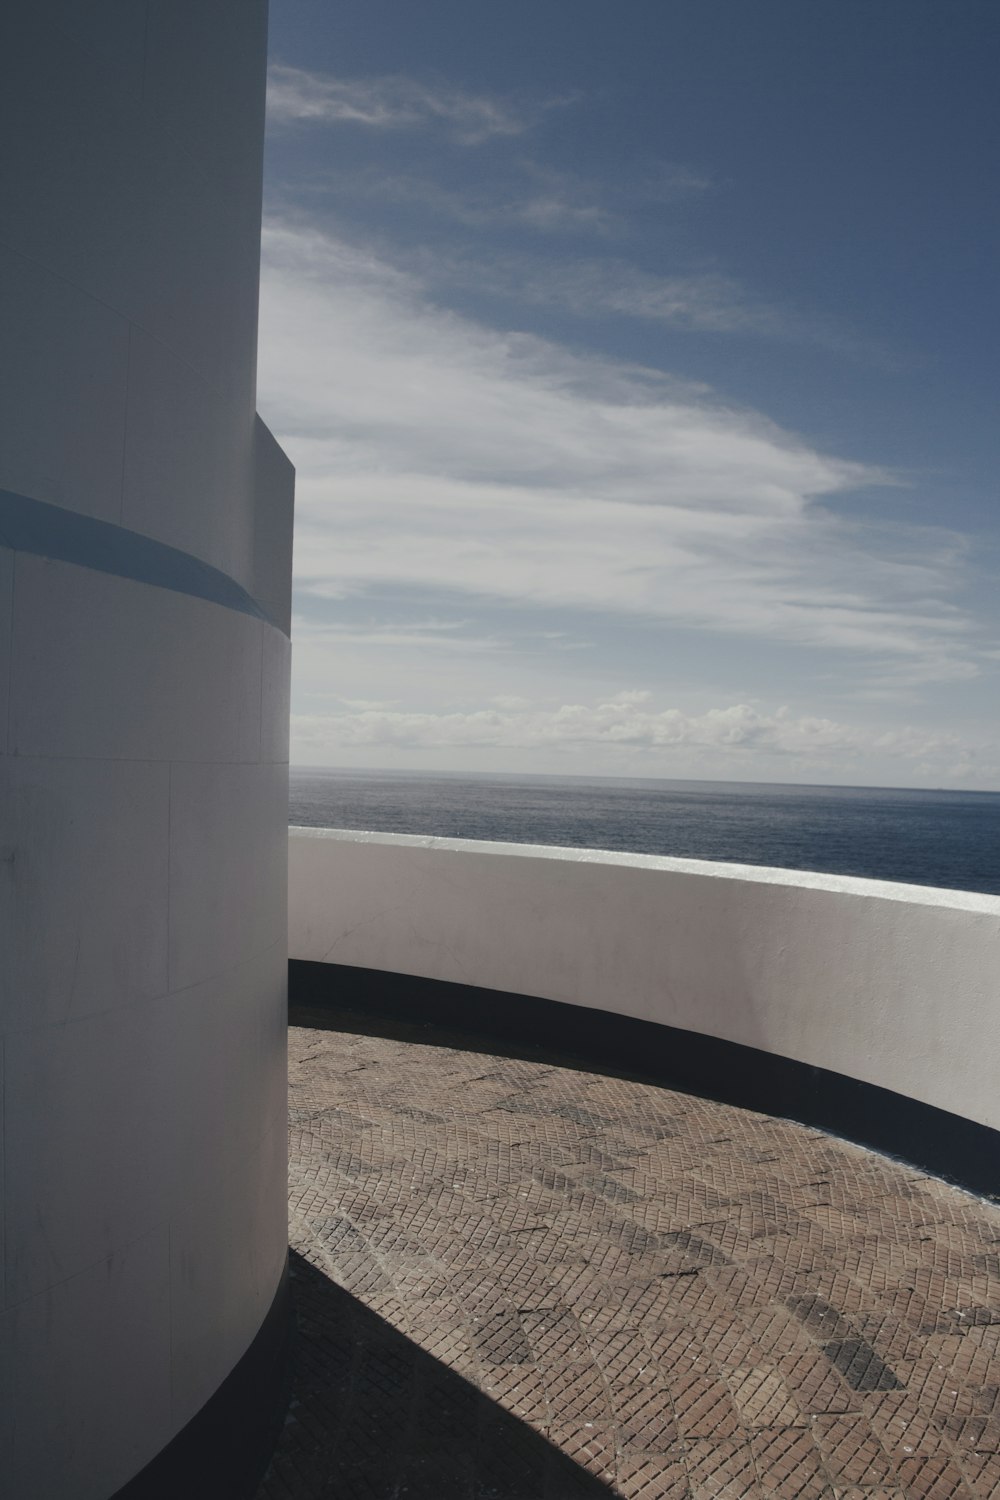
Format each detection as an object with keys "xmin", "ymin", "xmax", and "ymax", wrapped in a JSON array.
[
  {"xmin": 668, "ymin": 1366, "xmax": 743, "ymax": 1440},
  {"xmin": 727, "ymin": 1365, "xmax": 805, "ymax": 1427},
  {"xmin": 925, "ymin": 1333, "xmax": 1000, "ymax": 1384},
  {"xmin": 829, "ymin": 1489, "xmax": 904, "ymax": 1500},
  {"xmin": 811, "ymin": 1411, "xmax": 897, "ymax": 1486},
  {"xmin": 685, "ymin": 1315, "xmax": 765, "ymax": 1372},
  {"xmin": 611, "ymin": 1379, "xmax": 678, "ymax": 1453},
  {"xmin": 821, "ymin": 1338, "xmax": 905, "ymax": 1393},
  {"xmin": 954, "ymin": 1449, "xmax": 1000, "ymax": 1494},
  {"xmin": 615, "ymin": 1454, "xmax": 691, "ymax": 1498},
  {"xmin": 482, "ymin": 1362, "xmax": 551, "ymax": 1429},
  {"xmin": 739, "ymin": 1302, "xmax": 814, "ymax": 1358},
  {"xmin": 522, "ymin": 1309, "xmax": 591, "ymax": 1366},
  {"xmin": 590, "ymin": 1326, "xmax": 659, "ymax": 1388},
  {"xmin": 862, "ymin": 1389, "xmax": 954, "ymax": 1459},
  {"xmin": 542, "ymin": 1359, "xmax": 612, "ymax": 1426},
  {"xmin": 683, "ymin": 1436, "xmax": 763, "ymax": 1497},
  {"xmin": 544, "ymin": 1423, "xmax": 616, "ymax": 1483},
  {"xmin": 896, "ymin": 1452, "xmax": 978, "ymax": 1497},
  {"xmin": 938, "ymin": 1412, "xmax": 1000, "ymax": 1452},
  {"xmin": 748, "ymin": 1424, "xmax": 833, "ymax": 1498}
]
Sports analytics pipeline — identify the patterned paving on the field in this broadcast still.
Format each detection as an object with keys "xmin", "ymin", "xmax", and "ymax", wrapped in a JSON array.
[{"xmin": 258, "ymin": 1006, "xmax": 1000, "ymax": 1498}]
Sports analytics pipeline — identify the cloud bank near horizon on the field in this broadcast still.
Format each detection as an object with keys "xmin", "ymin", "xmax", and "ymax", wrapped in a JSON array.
[{"xmin": 288, "ymin": 685, "xmax": 993, "ymax": 788}]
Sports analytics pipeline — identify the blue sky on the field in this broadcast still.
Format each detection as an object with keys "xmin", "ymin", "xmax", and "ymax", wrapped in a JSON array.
[{"xmin": 259, "ymin": 0, "xmax": 999, "ymax": 786}]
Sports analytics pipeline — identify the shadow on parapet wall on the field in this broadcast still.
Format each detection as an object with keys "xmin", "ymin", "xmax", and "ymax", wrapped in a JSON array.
[
  {"xmin": 289, "ymin": 962, "xmax": 1000, "ymax": 1204},
  {"xmin": 255, "ymin": 1249, "xmax": 612, "ymax": 1500}
]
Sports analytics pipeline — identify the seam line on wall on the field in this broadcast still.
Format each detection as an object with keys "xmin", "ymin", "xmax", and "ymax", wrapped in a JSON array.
[
  {"xmin": 118, "ymin": 323, "xmax": 132, "ymax": 524},
  {"xmin": 2, "ymin": 1216, "xmax": 173, "ymax": 1317},
  {"xmin": 257, "ymin": 624, "xmax": 266, "ymax": 764},
  {"xmin": 3, "ymin": 552, "xmax": 14, "ymax": 753},
  {"xmin": 166, "ymin": 761, "xmax": 173, "ymax": 996},
  {"xmin": 0, "ymin": 935, "xmax": 287, "ymax": 1043},
  {"xmin": 1, "ymin": 1038, "xmax": 6, "ymax": 1311},
  {"xmin": 0, "ymin": 233, "xmax": 250, "ymax": 413}
]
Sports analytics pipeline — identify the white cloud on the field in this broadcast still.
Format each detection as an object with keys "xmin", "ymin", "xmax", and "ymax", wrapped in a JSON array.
[
  {"xmin": 290, "ymin": 690, "xmax": 996, "ymax": 785},
  {"xmin": 291, "ymin": 694, "xmax": 923, "ymax": 753},
  {"xmin": 266, "ymin": 64, "xmax": 558, "ymax": 144},
  {"xmin": 258, "ymin": 218, "xmax": 979, "ymax": 689}
]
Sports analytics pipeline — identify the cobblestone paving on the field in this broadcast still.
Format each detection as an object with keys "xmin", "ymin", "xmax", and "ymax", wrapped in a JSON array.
[{"xmin": 258, "ymin": 1009, "xmax": 1000, "ymax": 1498}]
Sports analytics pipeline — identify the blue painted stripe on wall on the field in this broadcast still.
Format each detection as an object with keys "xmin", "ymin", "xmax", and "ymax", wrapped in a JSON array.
[{"xmin": 0, "ymin": 488, "xmax": 278, "ymax": 629}]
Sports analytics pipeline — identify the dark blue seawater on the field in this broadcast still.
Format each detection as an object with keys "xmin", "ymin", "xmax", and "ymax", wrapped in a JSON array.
[{"xmin": 289, "ymin": 769, "xmax": 1000, "ymax": 896}]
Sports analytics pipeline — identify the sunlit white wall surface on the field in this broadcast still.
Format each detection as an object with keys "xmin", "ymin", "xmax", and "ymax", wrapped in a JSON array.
[
  {"xmin": 289, "ymin": 828, "xmax": 1000, "ymax": 1136},
  {"xmin": 0, "ymin": 5, "xmax": 292, "ymax": 1496}
]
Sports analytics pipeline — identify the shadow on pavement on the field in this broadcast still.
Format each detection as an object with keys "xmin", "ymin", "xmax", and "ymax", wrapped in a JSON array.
[{"xmin": 257, "ymin": 1248, "xmax": 615, "ymax": 1500}]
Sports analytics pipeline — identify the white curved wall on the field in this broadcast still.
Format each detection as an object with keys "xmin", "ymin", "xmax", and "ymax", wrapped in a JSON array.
[
  {"xmin": 0, "ymin": 6, "xmax": 291, "ymax": 1497},
  {"xmin": 289, "ymin": 828, "xmax": 1000, "ymax": 1136}
]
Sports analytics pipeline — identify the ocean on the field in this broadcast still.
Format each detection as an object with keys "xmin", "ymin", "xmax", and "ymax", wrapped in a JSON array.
[{"xmin": 289, "ymin": 768, "xmax": 1000, "ymax": 897}]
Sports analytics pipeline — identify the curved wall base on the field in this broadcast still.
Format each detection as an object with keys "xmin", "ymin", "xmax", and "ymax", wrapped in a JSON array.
[
  {"xmin": 110, "ymin": 1259, "xmax": 291, "ymax": 1500},
  {"xmin": 290, "ymin": 961, "xmax": 1000, "ymax": 1204}
]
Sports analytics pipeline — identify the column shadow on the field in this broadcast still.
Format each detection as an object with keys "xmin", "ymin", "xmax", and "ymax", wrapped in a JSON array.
[{"xmin": 258, "ymin": 1248, "xmax": 616, "ymax": 1500}]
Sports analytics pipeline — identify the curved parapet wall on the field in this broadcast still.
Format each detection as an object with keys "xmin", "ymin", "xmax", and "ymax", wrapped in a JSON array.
[
  {"xmin": 0, "ymin": 6, "xmax": 292, "ymax": 1498},
  {"xmin": 289, "ymin": 828, "xmax": 1000, "ymax": 1199}
]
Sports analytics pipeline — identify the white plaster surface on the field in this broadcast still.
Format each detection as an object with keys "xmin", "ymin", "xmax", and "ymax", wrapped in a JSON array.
[
  {"xmin": 130, "ymin": 128, "xmax": 260, "ymax": 410},
  {"xmin": 41, "ymin": 0, "xmax": 149, "ymax": 83},
  {"xmin": 140, "ymin": 3, "xmax": 267, "ymax": 403},
  {"xmin": 0, "ymin": 756, "xmax": 169, "ymax": 1035},
  {"xmin": 3, "ymin": 994, "xmax": 180, "ymax": 1303},
  {"xmin": 0, "ymin": 3, "xmax": 267, "ymax": 575},
  {"xmin": 289, "ymin": 828, "xmax": 1000, "ymax": 1135},
  {"xmin": 0, "ymin": 1227, "xmax": 172, "ymax": 1500},
  {"xmin": 262, "ymin": 625, "xmax": 293, "ymax": 762},
  {"xmin": 0, "ymin": 5, "xmax": 293, "ymax": 1493},
  {"xmin": 161, "ymin": 941, "xmax": 289, "ymax": 1202},
  {"xmin": 0, "ymin": 246, "xmax": 130, "ymax": 520},
  {"xmin": 169, "ymin": 761, "xmax": 288, "ymax": 991},
  {"xmin": 0, "ymin": 8, "xmax": 264, "ymax": 408},
  {"xmin": 121, "ymin": 327, "xmax": 254, "ymax": 584},
  {"xmin": 169, "ymin": 1115, "xmax": 287, "ymax": 1430},
  {"xmin": 253, "ymin": 417, "xmax": 297, "ymax": 635},
  {"xmin": 0, "ymin": 1041, "xmax": 5, "ymax": 1326},
  {"xmin": 0, "ymin": 10, "xmax": 143, "ymax": 310},
  {"xmin": 144, "ymin": 2, "xmax": 269, "ymax": 189},
  {"xmin": 0, "ymin": 546, "xmax": 11, "ymax": 750},
  {"xmin": 10, "ymin": 555, "xmax": 264, "ymax": 763}
]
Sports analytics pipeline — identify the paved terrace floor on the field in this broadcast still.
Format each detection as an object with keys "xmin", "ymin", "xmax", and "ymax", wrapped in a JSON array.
[{"xmin": 258, "ymin": 1006, "xmax": 1000, "ymax": 1500}]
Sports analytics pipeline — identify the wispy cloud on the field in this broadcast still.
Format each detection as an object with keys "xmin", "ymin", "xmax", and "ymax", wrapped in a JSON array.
[
  {"xmin": 333, "ymin": 166, "xmax": 619, "ymax": 236},
  {"xmin": 639, "ymin": 161, "xmax": 716, "ymax": 199},
  {"xmin": 291, "ymin": 157, "xmax": 711, "ymax": 239},
  {"xmin": 413, "ymin": 249, "xmax": 904, "ymax": 363},
  {"xmin": 291, "ymin": 617, "xmax": 501, "ymax": 654},
  {"xmin": 258, "ymin": 217, "xmax": 978, "ymax": 692},
  {"xmin": 266, "ymin": 64, "xmax": 564, "ymax": 144},
  {"xmin": 438, "ymin": 253, "xmax": 776, "ymax": 331}
]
